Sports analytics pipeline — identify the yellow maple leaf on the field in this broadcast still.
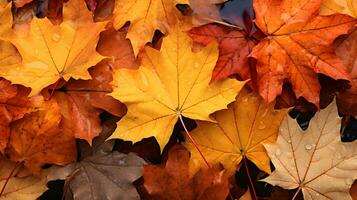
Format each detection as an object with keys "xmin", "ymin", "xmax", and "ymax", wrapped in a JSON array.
[
  {"xmin": 0, "ymin": 157, "xmax": 47, "ymax": 200},
  {"xmin": 109, "ymin": 24, "xmax": 245, "ymax": 151},
  {"xmin": 0, "ymin": 0, "xmax": 107, "ymax": 95},
  {"xmin": 112, "ymin": 0, "xmax": 189, "ymax": 56},
  {"xmin": 185, "ymin": 88, "xmax": 288, "ymax": 176},
  {"xmin": 0, "ymin": 0, "xmax": 11, "ymax": 38},
  {"xmin": 320, "ymin": 0, "xmax": 357, "ymax": 18},
  {"xmin": 263, "ymin": 101, "xmax": 357, "ymax": 200}
]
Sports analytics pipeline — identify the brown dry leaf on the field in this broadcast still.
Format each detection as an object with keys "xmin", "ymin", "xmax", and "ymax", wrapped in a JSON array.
[
  {"xmin": 6, "ymin": 97, "xmax": 77, "ymax": 175},
  {"xmin": 143, "ymin": 145, "xmax": 229, "ymax": 200},
  {"xmin": 336, "ymin": 28, "xmax": 357, "ymax": 116},
  {"xmin": 0, "ymin": 157, "xmax": 47, "ymax": 200},
  {"xmin": 48, "ymin": 152, "xmax": 146, "ymax": 200},
  {"xmin": 263, "ymin": 101, "xmax": 357, "ymax": 199},
  {"xmin": 189, "ymin": 0, "xmax": 226, "ymax": 26}
]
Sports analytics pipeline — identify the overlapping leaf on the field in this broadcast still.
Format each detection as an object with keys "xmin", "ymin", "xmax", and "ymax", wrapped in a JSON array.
[
  {"xmin": 48, "ymin": 151, "xmax": 145, "ymax": 200},
  {"xmin": 189, "ymin": 24, "xmax": 255, "ymax": 81},
  {"xmin": 336, "ymin": 28, "xmax": 357, "ymax": 116},
  {"xmin": 109, "ymin": 24, "xmax": 245, "ymax": 150},
  {"xmin": 143, "ymin": 145, "xmax": 229, "ymax": 200},
  {"xmin": 0, "ymin": 78, "xmax": 33, "ymax": 154},
  {"xmin": 0, "ymin": 0, "xmax": 107, "ymax": 95},
  {"xmin": 0, "ymin": 0, "xmax": 12, "ymax": 37},
  {"xmin": 112, "ymin": 0, "xmax": 189, "ymax": 56},
  {"xmin": 320, "ymin": 0, "xmax": 357, "ymax": 17},
  {"xmin": 252, "ymin": 0, "xmax": 356, "ymax": 105},
  {"xmin": 0, "ymin": 157, "xmax": 47, "ymax": 200},
  {"xmin": 6, "ymin": 97, "xmax": 77, "ymax": 174},
  {"xmin": 185, "ymin": 88, "xmax": 287, "ymax": 175},
  {"xmin": 263, "ymin": 101, "xmax": 357, "ymax": 199}
]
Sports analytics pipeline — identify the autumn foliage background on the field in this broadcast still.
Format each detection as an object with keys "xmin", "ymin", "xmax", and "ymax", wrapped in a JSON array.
[{"xmin": 0, "ymin": 0, "xmax": 357, "ymax": 199}]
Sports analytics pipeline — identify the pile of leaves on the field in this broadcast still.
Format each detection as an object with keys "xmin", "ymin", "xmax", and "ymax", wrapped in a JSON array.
[{"xmin": 0, "ymin": 0, "xmax": 356, "ymax": 199}]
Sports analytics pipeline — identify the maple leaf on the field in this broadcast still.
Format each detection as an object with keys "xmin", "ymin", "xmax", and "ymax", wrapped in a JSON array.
[
  {"xmin": 189, "ymin": 24, "xmax": 255, "ymax": 81},
  {"xmin": 185, "ymin": 88, "xmax": 287, "ymax": 176},
  {"xmin": 251, "ymin": 0, "xmax": 356, "ymax": 106},
  {"xmin": 0, "ymin": 0, "xmax": 107, "ymax": 95},
  {"xmin": 52, "ymin": 63, "xmax": 127, "ymax": 144},
  {"xmin": 48, "ymin": 134, "xmax": 146, "ymax": 200},
  {"xmin": 109, "ymin": 24, "xmax": 245, "ymax": 150},
  {"xmin": 0, "ymin": 157, "xmax": 48, "ymax": 200},
  {"xmin": 143, "ymin": 145, "xmax": 229, "ymax": 200},
  {"xmin": 336, "ymin": 28, "xmax": 357, "ymax": 116},
  {"xmin": 6, "ymin": 97, "xmax": 77, "ymax": 175},
  {"xmin": 0, "ymin": 0, "xmax": 12, "ymax": 37},
  {"xmin": 0, "ymin": 78, "xmax": 33, "ymax": 154},
  {"xmin": 112, "ymin": 0, "xmax": 189, "ymax": 56},
  {"xmin": 262, "ymin": 101, "xmax": 357, "ymax": 199},
  {"xmin": 320, "ymin": 0, "xmax": 357, "ymax": 18},
  {"xmin": 96, "ymin": 27, "xmax": 138, "ymax": 70}
]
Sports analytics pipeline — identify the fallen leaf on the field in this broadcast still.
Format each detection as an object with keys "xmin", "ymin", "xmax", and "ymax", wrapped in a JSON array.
[
  {"xmin": 96, "ymin": 27, "xmax": 138, "ymax": 70},
  {"xmin": 189, "ymin": 0, "xmax": 226, "ymax": 25},
  {"xmin": 6, "ymin": 97, "xmax": 77, "ymax": 175},
  {"xmin": 263, "ymin": 101, "xmax": 357, "ymax": 199},
  {"xmin": 0, "ymin": 157, "xmax": 47, "ymax": 200},
  {"xmin": 53, "ymin": 63, "xmax": 126, "ymax": 144},
  {"xmin": 109, "ymin": 24, "xmax": 245, "ymax": 150},
  {"xmin": 251, "ymin": 0, "xmax": 356, "ymax": 105},
  {"xmin": 185, "ymin": 88, "xmax": 287, "ymax": 175},
  {"xmin": 0, "ymin": 0, "xmax": 107, "ymax": 95},
  {"xmin": 0, "ymin": 0, "xmax": 12, "ymax": 37},
  {"xmin": 336, "ymin": 28, "xmax": 357, "ymax": 116},
  {"xmin": 0, "ymin": 78, "xmax": 33, "ymax": 153},
  {"xmin": 112, "ymin": 0, "xmax": 189, "ymax": 56},
  {"xmin": 189, "ymin": 23, "xmax": 255, "ymax": 81},
  {"xmin": 143, "ymin": 145, "xmax": 229, "ymax": 200},
  {"xmin": 48, "ymin": 150, "xmax": 146, "ymax": 200},
  {"xmin": 320, "ymin": 0, "xmax": 357, "ymax": 18}
]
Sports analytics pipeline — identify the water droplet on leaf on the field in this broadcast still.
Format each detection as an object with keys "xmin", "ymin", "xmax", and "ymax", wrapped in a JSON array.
[
  {"xmin": 258, "ymin": 121, "xmax": 266, "ymax": 129},
  {"xmin": 52, "ymin": 33, "xmax": 61, "ymax": 42},
  {"xmin": 305, "ymin": 144, "xmax": 312, "ymax": 150}
]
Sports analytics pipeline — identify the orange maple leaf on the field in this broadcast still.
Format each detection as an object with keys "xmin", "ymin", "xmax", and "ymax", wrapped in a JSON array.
[{"xmin": 251, "ymin": 0, "xmax": 356, "ymax": 106}]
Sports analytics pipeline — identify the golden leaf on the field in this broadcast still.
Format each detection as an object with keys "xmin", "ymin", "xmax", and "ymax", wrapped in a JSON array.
[{"xmin": 109, "ymin": 24, "xmax": 245, "ymax": 150}]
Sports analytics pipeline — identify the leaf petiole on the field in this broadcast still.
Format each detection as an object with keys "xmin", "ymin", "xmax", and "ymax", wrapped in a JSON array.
[{"xmin": 178, "ymin": 114, "xmax": 210, "ymax": 168}]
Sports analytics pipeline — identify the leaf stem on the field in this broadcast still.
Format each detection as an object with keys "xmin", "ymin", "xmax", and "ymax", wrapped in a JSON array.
[
  {"xmin": 47, "ymin": 79, "xmax": 60, "ymax": 100},
  {"xmin": 200, "ymin": 17, "xmax": 244, "ymax": 30},
  {"xmin": 62, "ymin": 168, "xmax": 81, "ymax": 200},
  {"xmin": 0, "ymin": 161, "xmax": 23, "ymax": 197},
  {"xmin": 178, "ymin": 114, "xmax": 210, "ymax": 168},
  {"xmin": 243, "ymin": 157, "xmax": 258, "ymax": 200},
  {"xmin": 292, "ymin": 187, "xmax": 301, "ymax": 200}
]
